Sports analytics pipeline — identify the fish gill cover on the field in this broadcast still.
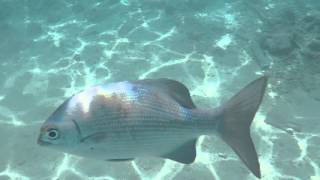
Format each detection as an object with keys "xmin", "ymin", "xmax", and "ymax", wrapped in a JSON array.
[{"xmin": 0, "ymin": 0, "xmax": 319, "ymax": 179}]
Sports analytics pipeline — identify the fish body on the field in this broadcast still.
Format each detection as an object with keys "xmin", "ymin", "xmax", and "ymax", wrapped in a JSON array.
[{"xmin": 38, "ymin": 77, "xmax": 267, "ymax": 178}]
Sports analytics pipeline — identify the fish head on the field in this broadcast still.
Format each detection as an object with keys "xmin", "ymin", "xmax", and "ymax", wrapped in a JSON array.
[
  {"xmin": 37, "ymin": 98, "xmax": 82, "ymax": 152},
  {"xmin": 37, "ymin": 83, "xmax": 136, "ymax": 155}
]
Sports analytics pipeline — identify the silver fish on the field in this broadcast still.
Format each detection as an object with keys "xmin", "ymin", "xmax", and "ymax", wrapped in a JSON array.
[{"xmin": 37, "ymin": 77, "xmax": 267, "ymax": 178}]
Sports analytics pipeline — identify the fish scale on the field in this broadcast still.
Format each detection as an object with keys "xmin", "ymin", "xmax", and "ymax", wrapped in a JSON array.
[
  {"xmin": 85, "ymin": 93, "xmax": 196, "ymax": 138},
  {"xmin": 86, "ymin": 90, "xmax": 204, "ymax": 148},
  {"xmin": 75, "ymin": 95, "xmax": 202, "ymax": 158}
]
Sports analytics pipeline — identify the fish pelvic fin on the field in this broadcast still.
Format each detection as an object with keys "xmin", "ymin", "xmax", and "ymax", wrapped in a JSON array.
[{"xmin": 218, "ymin": 76, "xmax": 267, "ymax": 179}]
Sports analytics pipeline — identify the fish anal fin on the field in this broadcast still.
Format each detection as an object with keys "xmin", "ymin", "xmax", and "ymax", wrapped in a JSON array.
[{"xmin": 162, "ymin": 139, "xmax": 197, "ymax": 164}]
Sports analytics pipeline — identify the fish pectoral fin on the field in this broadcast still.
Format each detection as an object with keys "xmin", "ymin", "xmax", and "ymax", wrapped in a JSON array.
[
  {"xmin": 161, "ymin": 139, "xmax": 197, "ymax": 164},
  {"xmin": 80, "ymin": 132, "xmax": 109, "ymax": 143},
  {"xmin": 106, "ymin": 158, "xmax": 134, "ymax": 162}
]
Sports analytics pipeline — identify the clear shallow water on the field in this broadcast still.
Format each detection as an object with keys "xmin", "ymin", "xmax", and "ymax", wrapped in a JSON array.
[{"xmin": 0, "ymin": 0, "xmax": 320, "ymax": 179}]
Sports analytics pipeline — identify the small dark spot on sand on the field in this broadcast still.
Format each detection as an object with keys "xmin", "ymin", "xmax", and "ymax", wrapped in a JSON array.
[{"xmin": 73, "ymin": 54, "xmax": 81, "ymax": 61}]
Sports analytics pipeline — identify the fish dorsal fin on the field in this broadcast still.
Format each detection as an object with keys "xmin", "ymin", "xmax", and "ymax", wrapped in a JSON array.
[
  {"xmin": 161, "ymin": 139, "xmax": 197, "ymax": 164},
  {"xmin": 136, "ymin": 78, "xmax": 196, "ymax": 109}
]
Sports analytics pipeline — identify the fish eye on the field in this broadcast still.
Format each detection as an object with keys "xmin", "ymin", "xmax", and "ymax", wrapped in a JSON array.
[{"xmin": 46, "ymin": 129, "xmax": 59, "ymax": 140}]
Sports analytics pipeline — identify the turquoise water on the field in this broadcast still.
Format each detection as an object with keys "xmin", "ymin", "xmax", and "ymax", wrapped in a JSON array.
[{"xmin": 0, "ymin": 0, "xmax": 320, "ymax": 179}]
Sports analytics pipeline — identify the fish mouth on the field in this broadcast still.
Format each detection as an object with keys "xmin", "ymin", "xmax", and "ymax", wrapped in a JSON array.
[{"xmin": 37, "ymin": 136, "xmax": 52, "ymax": 146}]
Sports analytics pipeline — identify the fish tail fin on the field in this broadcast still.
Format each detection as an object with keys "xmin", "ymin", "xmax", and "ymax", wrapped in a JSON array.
[{"xmin": 217, "ymin": 76, "xmax": 267, "ymax": 178}]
